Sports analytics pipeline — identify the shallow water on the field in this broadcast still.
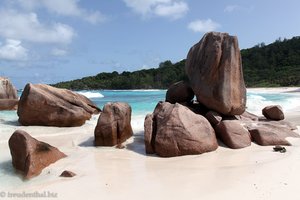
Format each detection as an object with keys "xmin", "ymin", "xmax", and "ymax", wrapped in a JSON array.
[{"xmin": 2, "ymin": 89, "xmax": 300, "ymax": 127}]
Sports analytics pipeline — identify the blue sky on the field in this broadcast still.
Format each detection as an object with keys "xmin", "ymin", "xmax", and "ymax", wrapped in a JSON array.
[{"xmin": 0, "ymin": 0, "xmax": 299, "ymax": 89}]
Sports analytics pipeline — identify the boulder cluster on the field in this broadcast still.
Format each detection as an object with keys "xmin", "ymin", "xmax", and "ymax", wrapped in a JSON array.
[
  {"xmin": 145, "ymin": 32, "xmax": 299, "ymax": 157},
  {"xmin": 3, "ymin": 81, "xmax": 133, "ymax": 178}
]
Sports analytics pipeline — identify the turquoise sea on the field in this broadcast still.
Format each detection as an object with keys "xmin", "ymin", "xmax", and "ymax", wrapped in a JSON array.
[
  {"xmin": 1, "ymin": 89, "xmax": 300, "ymax": 126},
  {"xmin": 79, "ymin": 89, "xmax": 300, "ymax": 115}
]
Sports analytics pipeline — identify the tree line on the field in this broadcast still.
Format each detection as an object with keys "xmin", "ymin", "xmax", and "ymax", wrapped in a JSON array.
[{"xmin": 53, "ymin": 36, "xmax": 300, "ymax": 90}]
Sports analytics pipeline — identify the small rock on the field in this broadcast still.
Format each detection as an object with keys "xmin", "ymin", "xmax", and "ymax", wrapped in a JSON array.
[
  {"xmin": 273, "ymin": 145, "xmax": 286, "ymax": 153},
  {"xmin": 60, "ymin": 170, "xmax": 76, "ymax": 177},
  {"xmin": 262, "ymin": 105, "xmax": 284, "ymax": 120}
]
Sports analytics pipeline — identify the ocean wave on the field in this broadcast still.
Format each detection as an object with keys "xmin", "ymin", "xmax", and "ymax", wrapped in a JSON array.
[
  {"xmin": 129, "ymin": 89, "xmax": 166, "ymax": 92},
  {"xmin": 78, "ymin": 91, "xmax": 104, "ymax": 98},
  {"xmin": 108, "ymin": 89, "xmax": 166, "ymax": 92},
  {"xmin": 246, "ymin": 93, "xmax": 300, "ymax": 115}
]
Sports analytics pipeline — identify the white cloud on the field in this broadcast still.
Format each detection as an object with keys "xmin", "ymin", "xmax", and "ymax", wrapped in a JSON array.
[
  {"xmin": 154, "ymin": 1, "xmax": 188, "ymax": 19},
  {"xmin": 188, "ymin": 19, "xmax": 220, "ymax": 33},
  {"xmin": 123, "ymin": 0, "xmax": 188, "ymax": 19},
  {"xmin": 16, "ymin": 0, "xmax": 106, "ymax": 24},
  {"xmin": 51, "ymin": 48, "xmax": 68, "ymax": 56},
  {"xmin": 0, "ymin": 10, "xmax": 75, "ymax": 44},
  {"xmin": 224, "ymin": 5, "xmax": 240, "ymax": 13},
  {"xmin": 0, "ymin": 39, "xmax": 28, "ymax": 61}
]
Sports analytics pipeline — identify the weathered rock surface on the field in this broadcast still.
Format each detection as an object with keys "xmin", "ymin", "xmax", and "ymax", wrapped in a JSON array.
[
  {"xmin": 144, "ymin": 102, "xmax": 218, "ymax": 157},
  {"xmin": 94, "ymin": 102, "xmax": 133, "ymax": 146},
  {"xmin": 144, "ymin": 114, "xmax": 155, "ymax": 154},
  {"xmin": 248, "ymin": 124, "xmax": 299, "ymax": 146},
  {"xmin": 0, "ymin": 99, "xmax": 18, "ymax": 110},
  {"xmin": 0, "ymin": 77, "xmax": 17, "ymax": 99},
  {"xmin": 165, "ymin": 81, "xmax": 194, "ymax": 104},
  {"xmin": 215, "ymin": 120, "xmax": 251, "ymax": 149},
  {"xmin": 235, "ymin": 111, "xmax": 259, "ymax": 121},
  {"xmin": 262, "ymin": 105, "xmax": 284, "ymax": 120},
  {"xmin": 8, "ymin": 130, "xmax": 66, "ymax": 179},
  {"xmin": 17, "ymin": 83, "xmax": 100, "ymax": 127},
  {"xmin": 185, "ymin": 32, "xmax": 246, "ymax": 115}
]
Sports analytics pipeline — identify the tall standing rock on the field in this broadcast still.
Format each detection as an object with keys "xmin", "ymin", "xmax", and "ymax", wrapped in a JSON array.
[
  {"xmin": 0, "ymin": 77, "xmax": 18, "ymax": 99},
  {"xmin": 185, "ymin": 32, "xmax": 246, "ymax": 115},
  {"xmin": 18, "ymin": 83, "xmax": 100, "ymax": 127},
  {"xmin": 0, "ymin": 77, "xmax": 18, "ymax": 110},
  {"xmin": 94, "ymin": 102, "xmax": 133, "ymax": 146}
]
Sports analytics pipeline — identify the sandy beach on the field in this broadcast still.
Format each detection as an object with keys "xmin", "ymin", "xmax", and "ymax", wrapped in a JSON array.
[{"xmin": 0, "ymin": 88, "xmax": 300, "ymax": 200}]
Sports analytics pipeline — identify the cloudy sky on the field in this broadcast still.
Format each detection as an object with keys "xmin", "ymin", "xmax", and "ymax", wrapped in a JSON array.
[{"xmin": 0, "ymin": 0, "xmax": 299, "ymax": 88}]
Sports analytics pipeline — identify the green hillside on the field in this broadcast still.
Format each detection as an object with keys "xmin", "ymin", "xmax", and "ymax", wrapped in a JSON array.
[{"xmin": 53, "ymin": 37, "xmax": 300, "ymax": 90}]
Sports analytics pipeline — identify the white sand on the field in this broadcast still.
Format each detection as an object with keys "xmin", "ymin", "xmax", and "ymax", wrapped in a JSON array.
[
  {"xmin": 0, "ymin": 87, "xmax": 300, "ymax": 200},
  {"xmin": 247, "ymin": 87, "xmax": 300, "ymax": 93}
]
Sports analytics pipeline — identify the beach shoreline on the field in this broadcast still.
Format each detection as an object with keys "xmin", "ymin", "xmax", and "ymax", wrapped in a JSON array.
[{"xmin": 0, "ymin": 87, "xmax": 299, "ymax": 200}]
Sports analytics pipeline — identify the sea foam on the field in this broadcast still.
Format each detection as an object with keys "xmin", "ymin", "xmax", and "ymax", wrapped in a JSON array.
[
  {"xmin": 246, "ymin": 92, "xmax": 300, "ymax": 115},
  {"xmin": 78, "ymin": 91, "xmax": 104, "ymax": 98}
]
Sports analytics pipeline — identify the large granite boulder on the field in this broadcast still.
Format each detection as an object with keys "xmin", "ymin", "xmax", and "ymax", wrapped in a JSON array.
[
  {"xmin": 94, "ymin": 102, "xmax": 133, "ymax": 146},
  {"xmin": 262, "ymin": 105, "xmax": 284, "ymax": 120},
  {"xmin": 215, "ymin": 120, "xmax": 251, "ymax": 149},
  {"xmin": 8, "ymin": 130, "xmax": 66, "ymax": 179},
  {"xmin": 0, "ymin": 77, "xmax": 17, "ymax": 99},
  {"xmin": 17, "ymin": 83, "xmax": 100, "ymax": 127},
  {"xmin": 185, "ymin": 32, "xmax": 246, "ymax": 115},
  {"xmin": 165, "ymin": 81, "xmax": 194, "ymax": 104},
  {"xmin": 144, "ymin": 102, "xmax": 218, "ymax": 157},
  {"xmin": 248, "ymin": 124, "xmax": 299, "ymax": 146},
  {"xmin": 235, "ymin": 111, "xmax": 299, "ymax": 146}
]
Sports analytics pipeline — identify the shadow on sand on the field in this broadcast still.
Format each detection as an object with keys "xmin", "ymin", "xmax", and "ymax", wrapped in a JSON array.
[
  {"xmin": 1, "ymin": 120, "xmax": 20, "ymax": 126},
  {"xmin": 79, "ymin": 137, "xmax": 94, "ymax": 147},
  {"xmin": 0, "ymin": 160, "xmax": 23, "ymax": 180}
]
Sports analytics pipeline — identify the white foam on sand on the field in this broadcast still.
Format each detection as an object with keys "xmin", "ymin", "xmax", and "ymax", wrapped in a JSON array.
[{"xmin": 0, "ymin": 87, "xmax": 300, "ymax": 200}]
